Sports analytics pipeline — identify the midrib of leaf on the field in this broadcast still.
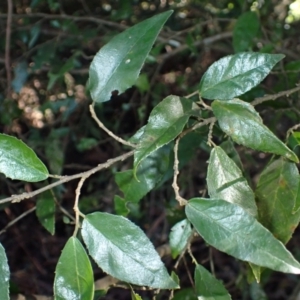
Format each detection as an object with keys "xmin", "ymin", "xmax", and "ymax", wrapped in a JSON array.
[
  {"xmin": 88, "ymin": 223, "xmax": 160, "ymax": 273},
  {"xmin": 102, "ymin": 23, "xmax": 158, "ymax": 94},
  {"xmin": 188, "ymin": 203, "xmax": 300, "ymax": 270},
  {"xmin": 204, "ymin": 60, "xmax": 275, "ymax": 91},
  {"xmin": 73, "ymin": 241, "xmax": 83, "ymax": 295},
  {"xmin": 136, "ymin": 112, "xmax": 190, "ymax": 162}
]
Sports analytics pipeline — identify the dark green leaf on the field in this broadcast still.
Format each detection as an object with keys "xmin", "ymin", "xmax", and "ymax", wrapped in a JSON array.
[
  {"xmin": 173, "ymin": 288, "xmax": 197, "ymax": 300},
  {"xmin": 0, "ymin": 243, "xmax": 9, "ymax": 300},
  {"xmin": 88, "ymin": 11, "xmax": 172, "ymax": 102},
  {"xmin": 169, "ymin": 219, "xmax": 193, "ymax": 259},
  {"xmin": 212, "ymin": 99, "xmax": 298, "ymax": 163},
  {"xmin": 36, "ymin": 190, "xmax": 56, "ymax": 235},
  {"xmin": 233, "ymin": 12, "xmax": 260, "ymax": 52},
  {"xmin": 134, "ymin": 95, "xmax": 193, "ymax": 175},
  {"xmin": 54, "ymin": 237, "xmax": 94, "ymax": 300},
  {"xmin": 0, "ymin": 134, "xmax": 48, "ymax": 182},
  {"xmin": 207, "ymin": 147, "xmax": 257, "ymax": 216},
  {"xmin": 114, "ymin": 195, "xmax": 129, "ymax": 216},
  {"xmin": 194, "ymin": 264, "xmax": 231, "ymax": 300},
  {"xmin": 220, "ymin": 140, "xmax": 244, "ymax": 171},
  {"xmin": 116, "ymin": 145, "xmax": 170, "ymax": 203},
  {"xmin": 199, "ymin": 53, "xmax": 284, "ymax": 100},
  {"xmin": 185, "ymin": 198, "xmax": 300, "ymax": 274},
  {"xmin": 82, "ymin": 212, "xmax": 178, "ymax": 289},
  {"xmin": 255, "ymin": 158, "xmax": 300, "ymax": 244}
]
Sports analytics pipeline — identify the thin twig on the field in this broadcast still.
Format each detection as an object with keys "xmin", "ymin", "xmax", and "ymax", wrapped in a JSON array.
[
  {"xmin": 286, "ymin": 123, "xmax": 300, "ymax": 140},
  {"xmin": 0, "ymin": 206, "xmax": 36, "ymax": 235},
  {"xmin": 172, "ymin": 137, "xmax": 188, "ymax": 206},
  {"xmin": 251, "ymin": 84, "xmax": 300, "ymax": 106},
  {"xmin": 73, "ymin": 176, "xmax": 87, "ymax": 237},
  {"xmin": 158, "ymin": 31, "xmax": 232, "ymax": 62},
  {"xmin": 5, "ymin": 0, "xmax": 13, "ymax": 98},
  {"xmin": 0, "ymin": 150, "xmax": 134, "ymax": 205},
  {"xmin": 89, "ymin": 104, "xmax": 137, "ymax": 148}
]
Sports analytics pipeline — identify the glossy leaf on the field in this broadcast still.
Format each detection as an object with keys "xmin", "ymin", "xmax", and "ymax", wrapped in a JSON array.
[
  {"xmin": 36, "ymin": 190, "xmax": 56, "ymax": 235},
  {"xmin": 54, "ymin": 237, "xmax": 94, "ymax": 300},
  {"xmin": 115, "ymin": 145, "xmax": 170, "ymax": 203},
  {"xmin": 212, "ymin": 99, "xmax": 298, "ymax": 163},
  {"xmin": 82, "ymin": 212, "xmax": 178, "ymax": 289},
  {"xmin": 194, "ymin": 264, "xmax": 231, "ymax": 300},
  {"xmin": 0, "ymin": 243, "xmax": 10, "ymax": 300},
  {"xmin": 199, "ymin": 53, "xmax": 284, "ymax": 100},
  {"xmin": 134, "ymin": 95, "xmax": 193, "ymax": 175},
  {"xmin": 185, "ymin": 198, "xmax": 300, "ymax": 274},
  {"xmin": 255, "ymin": 158, "xmax": 300, "ymax": 244},
  {"xmin": 169, "ymin": 219, "xmax": 193, "ymax": 259},
  {"xmin": 0, "ymin": 134, "xmax": 49, "ymax": 182},
  {"xmin": 207, "ymin": 147, "xmax": 257, "ymax": 216},
  {"xmin": 233, "ymin": 12, "xmax": 260, "ymax": 52},
  {"xmin": 88, "ymin": 11, "xmax": 172, "ymax": 102}
]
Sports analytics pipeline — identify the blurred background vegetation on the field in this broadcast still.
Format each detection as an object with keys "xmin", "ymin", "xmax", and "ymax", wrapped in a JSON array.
[{"xmin": 0, "ymin": 0, "xmax": 300, "ymax": 299}]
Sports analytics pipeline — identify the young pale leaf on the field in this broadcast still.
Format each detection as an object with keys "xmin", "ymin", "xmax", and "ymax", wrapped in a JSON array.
[
  {"xmin": 54, "ymin": 237, "xmax": 94, "ymax": 300},
  {"xmin": 207, "ymin": 147, "xmax": 257, "ymax": 216},
  {"xmin": 185, "ymin": 198, "xmax": 300, "ymax": 274},
  {"xmin": 115, "ymin": 145, "xmax": 170, "ymax": 203},
  {"xmin": 0, "ymin": 243, "xmax": 10, "ymax": 300},
  {"xmin": 194, "ymin": 264, "xmax": 231, "ymax": 300},
  {"xmin": 36, "ymin": 191, "xmax": 56, "ymax": 235},
  {"xmin": 233, "ymin": 12, "xmax": 260, "ymax": 52},
  {"xmin": 88, "ymin": 11, "xmax": 172, "ymax": 102},
  {"xmin": 199, "ymin": 52, "xmax": 284, "ymax": 100},
  {"xmin": 134, "ymin": 95, "xmax": 193, "ymax": 176},
  {"xmin": 212, "ymin": 99, "xmax": 298, "ymax": 163},
  {"xmin": 82, "ymin": 212, "xmax": 178, "ymax": 289},
  {"xmin": 0, "ymin": 134, "xmax": 49, "ymax": 182},
  {"xmin": 256, "ymin": 158, "xmax": 300, "ymax": 244},
  {"xmin": 169, "ymin": 219, "xmax": 193, "ymax": 259}
]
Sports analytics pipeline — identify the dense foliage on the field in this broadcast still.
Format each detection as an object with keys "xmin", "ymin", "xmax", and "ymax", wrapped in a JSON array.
[{"xmin": 1, "ymin": 1, "xmax": 300, "ymax": 299}]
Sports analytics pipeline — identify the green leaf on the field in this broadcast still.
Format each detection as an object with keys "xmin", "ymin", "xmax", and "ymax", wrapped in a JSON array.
[
  {"xmin": 207, "ymin": 147, "xmax": 257, "ymax": 216},
  {"xmin": 185, "ymin": 198, "xmax": 300, "ymax": 274},
  {"xmin": 169, "ymin": 219, "xmax": 193, "ymax": 259},
  {"xmin": 233, "ymin": 12, "xmax": 260, "ymax": 52},
  {"xmin": 0, "ymin": 243, "xmax": 10, "ymax": 300},
  {"xmin": 131, "ymin": 287, "xmax": 143, "ymax": 300},
  {"xmin": 293, "ymin": 178, "xmax": 300, "ymax": 213},
  {"xmin": 0, "ymin": 134, "xmax": 49, "ymax": 182},
  {"xmin": 134, "ymin": 95, "xmax": 193, "ymax": 175},
  {"xmin": 115, "ymin": 145, "xmax": 170, "ymax": 203},
  {"xmin": 255, "ymin": 158, "xmax": 300, "ymax": 244},
  {"xmin": 54, "ymin": 237, "xmax": 94, "ymax": 300},
  {"xmin": 212, "ymin": 99, "xmax": 298, "ymax": 163},
  {"xmin": 199, "ymin": 53, "xmax": 284, "ymax": 100},
  {"xmin": 194, "ymin": 264, "xmax": 231, "ymax": 300},
  {"xmin": 88, "ymin": 11, "xmax": 172, "ymax": 102},
  {"xmin": 114, "ymin": 195, "xmax": 130, "ymax": 216},
  {"xmin": 82, "ymin": 212, "xmax": 178, "ymax": 289},
  {"xmin": 220, "ymin": 140, "xmax": 244, "ymax": 171},
  {"xmin": 173, "ymin": 288, "xmax": 197, "ymax": 300},
  {"xmin": 36, "ymin": 190, "xmax": 56, "ymax": 235}
]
